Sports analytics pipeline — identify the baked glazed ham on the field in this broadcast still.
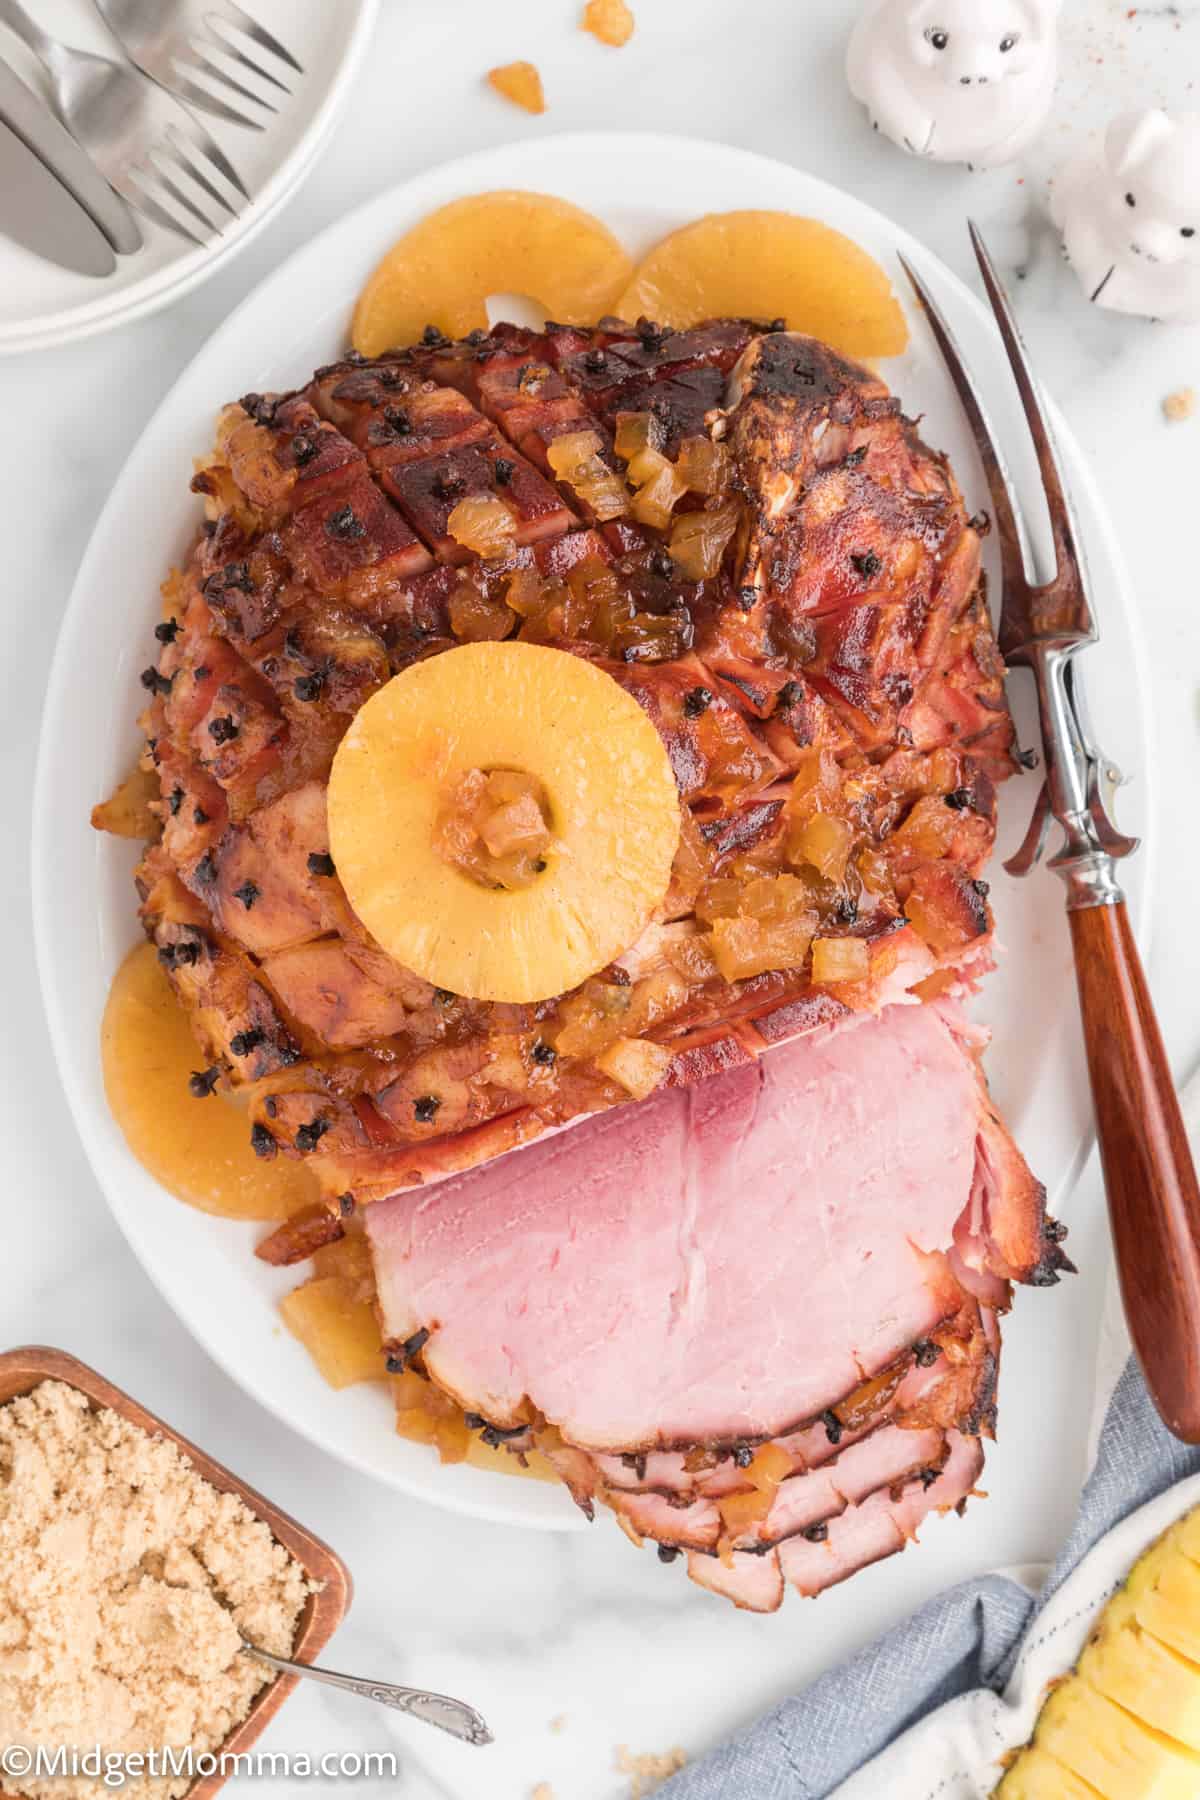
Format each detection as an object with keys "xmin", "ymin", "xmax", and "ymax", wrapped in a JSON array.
[{"xmin": 104, "ymin": 314, "xmax": 1068, "ymax": 1608}]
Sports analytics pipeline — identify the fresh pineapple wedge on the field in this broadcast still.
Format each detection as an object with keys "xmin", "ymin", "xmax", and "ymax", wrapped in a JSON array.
[
  {"xmin": 351, "ymin": 191, "xmax": 633, "ymax": 356},
  {"xmin": 615, "ymin": 210, "xmax": 908, "ymax": 359},
  {"xmin": 998, "ymin": 1506, "xmax": 1200, "ymax": 1798},
  {"xmin": 994, "ymin": 1746, "xmax": 1105, "ymax": 1799},
  {"xmin": 328, "ymin": 641, "xmax": 680, "ymax": 1003}
]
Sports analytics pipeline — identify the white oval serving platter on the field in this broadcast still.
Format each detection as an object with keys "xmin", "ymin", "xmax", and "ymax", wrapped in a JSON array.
[{"xmin": 33, "ymin": 133, "xmax": 1152, "ymax": 1530}]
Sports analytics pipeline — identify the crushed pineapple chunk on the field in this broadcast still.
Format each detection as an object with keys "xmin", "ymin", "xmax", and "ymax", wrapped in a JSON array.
[
  {"xmin": 280, "ymin": 1276, "xmax": 383, "ymax": 1389},
  {"xmin": 789, "ymin": 812, "xmax": 853, "ymax": 883},
  {"xmin": 596, "ymin": 1035, "xmax": 672, "ymax": 1100},
  {"xmin": 547, "ymin": 430, "xmax": 630, "ymax": 521},
  {"xmin": 668, "ymin": 503, "xmax": 738, "ymax": 581},
  {"xmin": 811, "ymin": 937, "xmax": 869, "ymax": 984},
  {"xmin": 447, "ymin": 494, "xmax": 517, "ymax": 560}
]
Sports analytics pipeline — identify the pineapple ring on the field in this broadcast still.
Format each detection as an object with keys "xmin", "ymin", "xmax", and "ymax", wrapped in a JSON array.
[
  {"xmin": 328, "ymin": 642, "xmax": 680, "ymax": 1004},
  {"xmin": 351, "ymin": 191, "xmax": 634, "ymax": 358},
  {"xmin": 616, "ymin": 210, "xmax": 908, "ymax": 359}
]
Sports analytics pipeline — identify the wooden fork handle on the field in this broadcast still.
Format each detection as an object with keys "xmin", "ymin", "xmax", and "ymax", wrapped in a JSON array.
[{"xmin": 1069, "ymin": 900, "xmax": 1200, "ymax": 1441}]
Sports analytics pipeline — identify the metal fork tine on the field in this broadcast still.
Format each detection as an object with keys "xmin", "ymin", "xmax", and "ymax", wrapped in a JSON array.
[
  {"xmin": 218, "ymin": 1, "xmax": 304, "ymax": 73},
  {"xmin": 967, "ymin": 221, "xmax": 1089, "ymax": 631},
  {"xmin": 174, "ymin": 116, "xmax": 252, "ymax": 199},
  {"xmin": 896, "ymin": 251, "xmax": 1030, "ymax": 621},
  {"xmin": 124, "ymin": 169, "xmax": 206, "ymax": 248},
  {"xmin": 165, "ymin": 129, "xmax": 237, "ymax": 218},
  {"xmin": 182, "ymin": 49, "xmax": 278, "ymax": 112},
  {"xmin": 152, "ymin": 163, "xmax": 220, "ymax": 237},
  {"xmin": 167, "ymin": 74, "xmax": 265, "ymax": 133},
  {"xmin": 205, "ymin": 21, "xmax": 291, "ymax": 94}
]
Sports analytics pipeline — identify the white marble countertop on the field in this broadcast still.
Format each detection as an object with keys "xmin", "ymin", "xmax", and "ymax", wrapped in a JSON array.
[{"xmin": 5, "ymin": 3, "xmax": 1200, "ymax": 1796}]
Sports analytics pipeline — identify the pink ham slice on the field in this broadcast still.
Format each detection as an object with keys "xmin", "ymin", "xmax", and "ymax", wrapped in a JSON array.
[
  {"xmin": 589, "ymin": 1312, "xmax": 991, "ymax": 1500},
  {"xmin": 367, "ymin": 1003, "xmax": 991, "ymax": 1453},
  {"xmin": 608, "ymin": 1421, "xmax": 947, "ymax": 1553},
  {"xmin": 682, "ymin": 1431, "xmax": 983, "ymax": 1613},
  {"xmin": 778, "ymin": 1428, "xmax": 984, "ymax": 1597},
  {"xmin": 688, "ymin": 1548, "xmax": 785, "ymax": 1613}
]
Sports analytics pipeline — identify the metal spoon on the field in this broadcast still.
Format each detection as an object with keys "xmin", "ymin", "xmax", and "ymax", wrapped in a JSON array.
[{"xmin": 239, "ymin": 1637, "xmax": 493, "ymax": 1747}]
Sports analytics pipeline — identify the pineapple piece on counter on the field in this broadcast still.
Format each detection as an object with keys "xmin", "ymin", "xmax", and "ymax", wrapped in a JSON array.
[{"xmin": 998, "ymin": 1506, "xmax": 1200, "ymax": 1798}]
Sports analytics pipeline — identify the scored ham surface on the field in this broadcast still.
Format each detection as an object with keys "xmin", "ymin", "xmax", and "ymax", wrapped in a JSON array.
[
  {"xmin": 104, "ymin": 311, "xmax": 1070, "ymax": 1608},
  {"xmin": 125, "ymin": 318, "xmax": 1016, "ymax": 1211}
]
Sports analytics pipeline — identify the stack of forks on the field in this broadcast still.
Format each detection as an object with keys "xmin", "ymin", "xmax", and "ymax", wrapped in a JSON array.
[{"xmin": 0, "ymin": 0, "xmax": 301, "ymax": 250}]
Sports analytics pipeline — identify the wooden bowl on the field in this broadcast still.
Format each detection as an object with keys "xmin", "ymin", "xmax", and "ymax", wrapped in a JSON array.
[{"xmin": 0, "ymin": 1346, "xmax": 352, "ymax": 1800}]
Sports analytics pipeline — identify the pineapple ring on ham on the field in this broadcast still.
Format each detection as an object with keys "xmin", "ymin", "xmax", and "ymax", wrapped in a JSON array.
[
  {"xmin": 615, "ymin": 210, "xmax": 908, "ymax": 359},
  {"xmin": 351, "ymin": 191, "xmax": 634, "ymax": 358},
  {"xmin": 328, "ymin": 641, "xmax": 680, "ymax": 1004}
]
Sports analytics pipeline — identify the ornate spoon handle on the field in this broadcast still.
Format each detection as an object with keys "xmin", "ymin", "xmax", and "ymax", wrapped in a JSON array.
[{"xmin": 240, "ymin": 1640, "xmax": 493, "ymax": 1745}]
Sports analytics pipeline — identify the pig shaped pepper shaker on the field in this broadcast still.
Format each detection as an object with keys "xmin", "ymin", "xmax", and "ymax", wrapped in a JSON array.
[
  {"xmin": 847, "ymin": 0, "xmax": 1060, "ymax": 167},
  {"xmin": 1052, "ymin": 110, "xmax": 1200, "ymax": 323}
]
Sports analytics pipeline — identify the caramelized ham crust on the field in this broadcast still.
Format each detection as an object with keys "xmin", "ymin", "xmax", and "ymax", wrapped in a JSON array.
[{"xmin": 116, "ymin": 320, "xmax": 1019, "ymax": 1212}]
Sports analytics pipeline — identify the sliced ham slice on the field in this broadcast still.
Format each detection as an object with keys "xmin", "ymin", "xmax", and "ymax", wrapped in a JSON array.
[
  {"xmin": 687, "ymin": 1547, "xmax": 785, "ymax": 1613},
  {"xmin": 608, "ymin": 1421, "xmax": 947, "ymax": 1554},
  {"xmin": 367, "ymin": 1004, "xmax": 998, "ymax": 1452},
  {"xmin": 682, "ymin": 1429, "xmax": 983, "ymax": 1613},
  {"xmin": 777, "ymin": 1429, "xmax": 984, "ymax": 1598}
]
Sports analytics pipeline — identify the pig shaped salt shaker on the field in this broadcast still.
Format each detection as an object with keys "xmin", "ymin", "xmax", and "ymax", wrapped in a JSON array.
[
  {"xmin": 1051, "ymin": 110, "xmax": 1200, "ymax": 323},
  {"xmin": 846, "ymin": 0, "xmax": 1060, "ymax": 167}
]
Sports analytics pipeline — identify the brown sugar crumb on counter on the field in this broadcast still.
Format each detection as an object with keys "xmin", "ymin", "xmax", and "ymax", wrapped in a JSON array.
[
  {"xmin": 0, "ymin": 1380, "xmax": 314, "ymax": 1800},
  {"xmin": 1163, "ymin": 387, "xmax": 1196, "ymax": 422},
  {"xmin": 616, "ymin": 1743, "xmax": 688, "ymax": 1798},
  {"xmin": 487, "ymin": 61, "xmax": 546, "ymax": 114},
  {"xmin": 582, "ymin": 0, "xmax": 635, "ymax": 45}
]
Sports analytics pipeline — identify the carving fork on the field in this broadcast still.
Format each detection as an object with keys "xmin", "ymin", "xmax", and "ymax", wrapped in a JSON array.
[{"xmin": 901, "ymin": 225, "xmax": 1200, "ymax": 1442}]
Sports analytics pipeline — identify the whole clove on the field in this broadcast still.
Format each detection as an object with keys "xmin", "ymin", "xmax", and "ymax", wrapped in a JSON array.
[
  {"xmin": 850, "ymin": 550, "xmax": 883, "ymax": 579},
  {"xmin": 326, "ymin": 505, "xmax": 365, "ymax": 542},
  {"xmin": 821, "ymin": 1409, "xmax": 843, "ymax": 1445},
  {"xmin": 250, "ymin": 1123, "xmax": 277, "ymax": 1159},
  {"xmin": 294, "ymin": 1117, "xmax": 330, "ymax": 1154}
]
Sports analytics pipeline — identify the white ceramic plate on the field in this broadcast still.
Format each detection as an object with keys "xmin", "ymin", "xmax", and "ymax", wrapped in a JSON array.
[
  {"xmin": 0, "ymin": 0, "xmax": 376, "ymax": 355},
  {"xmin": 33, "ymin": 133, "xmax": 1153, "ymax": 1531}
]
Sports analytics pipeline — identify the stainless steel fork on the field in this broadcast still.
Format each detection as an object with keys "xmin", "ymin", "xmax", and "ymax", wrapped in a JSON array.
[
  {"xmin": 0, "ymin": 0, "xmax": 248, "ymax": 246},
  {"xmin": 92, "ymin": 0, "xmax": 301, "ymax": 130},
  {"xmin": 902, "ymin": 226, "xmax": 1200, "ymax": 1444}
]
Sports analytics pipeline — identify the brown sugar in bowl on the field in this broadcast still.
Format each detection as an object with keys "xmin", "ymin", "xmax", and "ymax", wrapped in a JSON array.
[{"xmin": 0, "ymin": 1346, "xmax": 352, "ymax": 1800}]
